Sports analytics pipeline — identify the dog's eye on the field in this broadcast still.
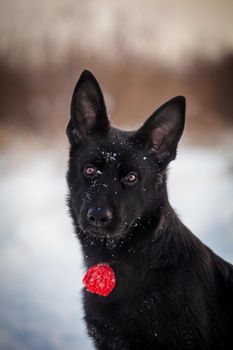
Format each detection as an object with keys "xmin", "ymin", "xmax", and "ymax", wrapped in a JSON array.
[
  {"xmin": 124, "ymin": 172, "xmax": 138, "ymax": 184},
  {"xmin": 83, "ymin": 165, "xmax": 97, "ymax": 177}
]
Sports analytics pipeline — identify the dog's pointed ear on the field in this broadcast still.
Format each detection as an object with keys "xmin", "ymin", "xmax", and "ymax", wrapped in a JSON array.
[
  {"xmin": 66, "ymin": 70, "xmax": 109, "ymax": 144},
  {"xmin": 133, "ymin": 96, "xmax": 185, "ymax": 165}
]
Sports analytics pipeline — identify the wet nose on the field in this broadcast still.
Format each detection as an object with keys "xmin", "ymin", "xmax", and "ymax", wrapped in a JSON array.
[{"xmin": 87, "ymin": 207, "xmax": 113, "ymax": 227}]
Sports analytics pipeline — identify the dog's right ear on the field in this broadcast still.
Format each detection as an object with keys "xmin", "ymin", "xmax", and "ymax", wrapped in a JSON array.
[
  {"xmin": 132, "ymin": 96, "xmax": 185, "ymax": 166},
  {"xmin": 66, "ymin": 70, "xmax": 109, "ymax": 145}
]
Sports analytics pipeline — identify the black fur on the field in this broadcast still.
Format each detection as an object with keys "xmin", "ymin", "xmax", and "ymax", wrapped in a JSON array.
[{"xmin": 66, "ymin": 70, "xmax": 233, "ymax": 349}]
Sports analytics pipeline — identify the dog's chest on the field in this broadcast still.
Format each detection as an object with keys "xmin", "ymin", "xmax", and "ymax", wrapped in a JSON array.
[
  {"xmin": 84, "ymin": 286, "xmax": 200, "ymax": 349},
  {"xmin": 83, "ymin": 261, "xmax": 211, "ymax": 349}
]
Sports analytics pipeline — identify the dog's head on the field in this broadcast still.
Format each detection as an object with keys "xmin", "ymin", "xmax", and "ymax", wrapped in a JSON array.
[{"xmin": 66, "ymin": 70, "xmax": 185, "ymax": 239}]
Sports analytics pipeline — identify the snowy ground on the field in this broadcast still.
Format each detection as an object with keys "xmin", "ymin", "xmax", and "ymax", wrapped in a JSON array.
[{"xmin": 0, "ymin": 143, "xmax": 232, "ymax": 350}]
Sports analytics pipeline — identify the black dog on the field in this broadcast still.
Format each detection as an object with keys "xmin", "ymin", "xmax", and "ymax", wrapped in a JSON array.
[{"xmin": 66, "ymin": 70, "xmax": 233, "ymax": 349}]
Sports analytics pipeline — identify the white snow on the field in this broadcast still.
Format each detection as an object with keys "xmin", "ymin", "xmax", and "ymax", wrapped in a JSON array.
[{"xmin": 0, "ymin": 143, "xmax": 232, "ymax": 349}]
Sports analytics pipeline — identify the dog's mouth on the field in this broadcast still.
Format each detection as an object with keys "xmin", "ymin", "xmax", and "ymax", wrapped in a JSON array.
[
  {"xmin": 80, "ymin": 222, "xmax": 127, "ymax": 238},
  {"xmin": 77, "ymin": 213, "xmax": 130, "ymax": 238},
  {"xmin": 78, "ymin": 215, "xmax": 144, "ymax": 240},
  {"xmin": 75, "ymin": 204, "xmax": 144, "ymax": 239}
]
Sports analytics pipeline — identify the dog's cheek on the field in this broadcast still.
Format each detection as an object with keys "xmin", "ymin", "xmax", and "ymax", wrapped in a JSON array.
[
  {"xmin": 70, "ymin": 185, "xmax": 86, "ymax": 217},
  {"xmin": 111, "ymin": 193, "xmax": 127, "ymax": 226},
  {"xmin": 120, "ymin": 193, "xmax": 142, "ymax": 225}
]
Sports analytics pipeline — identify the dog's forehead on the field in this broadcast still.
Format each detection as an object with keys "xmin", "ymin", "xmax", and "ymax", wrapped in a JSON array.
[
  {"xmin": 81, "ymin": 128, "xmax": 145, "ymax": 166},
  {"xmin": 100, "ymin": 129, "xmax": 135, "ymax": 160}
]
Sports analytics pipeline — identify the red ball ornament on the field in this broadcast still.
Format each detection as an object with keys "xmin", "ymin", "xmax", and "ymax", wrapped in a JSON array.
[{"xmin": 82, "ymin": 263, "xmax": 116, "ymax": 297}]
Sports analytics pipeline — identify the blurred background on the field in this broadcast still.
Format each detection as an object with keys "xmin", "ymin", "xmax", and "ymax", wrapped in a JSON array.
[{"xmin": 0, "ymin": 0, "xmax": 233, "ymax": 349}]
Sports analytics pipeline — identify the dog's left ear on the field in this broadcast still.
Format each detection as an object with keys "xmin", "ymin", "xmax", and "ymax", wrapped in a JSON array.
[
  {"xmin": 66, "ymin": 70, "xmax": 109, "ymax": 145},
  {"xmin": 133, "ymin": 96, "xmax": 185, "ymax": 165}
]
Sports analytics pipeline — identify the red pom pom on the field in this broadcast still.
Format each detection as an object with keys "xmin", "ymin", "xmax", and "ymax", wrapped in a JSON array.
[{"xmin": 82, "ymin": 264, "xmax": 116, "ymax": 297}]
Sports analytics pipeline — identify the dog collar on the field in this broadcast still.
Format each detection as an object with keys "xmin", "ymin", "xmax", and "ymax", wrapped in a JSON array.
[{"xmin": 82, "ymin": 263, "xmax": 116, "ymax": 297}]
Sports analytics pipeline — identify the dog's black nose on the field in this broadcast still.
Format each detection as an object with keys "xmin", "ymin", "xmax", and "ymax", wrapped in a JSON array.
[{"xmin": 87, "ymin": 208, "xmax": 113, "ymax": 227}]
